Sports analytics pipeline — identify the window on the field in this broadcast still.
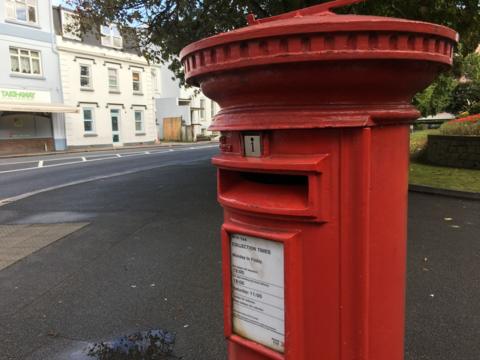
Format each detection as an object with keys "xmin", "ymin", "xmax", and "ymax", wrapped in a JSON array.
[
  {"xmin": 134, "ymin": 110, "xmax": 144, "ymax": 133},
  {"xmin": 132, "ymin": 71, "xmax": 142, "ymax": 93},
  {"xmin": 6, "ymin": 0, "xmax": 37, "ymax": 24},
  {"xmin": 61, "ymin": 10, "xmax": 80, "ymax": 40},
  {"xmin": 83, "ymin": 108, "xmax": 95, "ymax": 133},
  {"xmin": 108, "ymin": 68, "xmax": 119, "ymax": 91},
  {"xmin": 80, "ymin": 64, "xmax": 92, "ymax": 89},
  {"xmin": 200, "ymin": 99, "xmax": 206, "ymax": 120},
  {"xmin": 10, "ymin": 47, "xmax": 41, "ymax": 75},
  {"xmin": 101, "ymin": 24, "xmax": 123, "ymax": 49}
]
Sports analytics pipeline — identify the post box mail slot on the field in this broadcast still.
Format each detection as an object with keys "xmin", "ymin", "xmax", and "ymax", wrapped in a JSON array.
[{"xmin": 213, "ymin": 154, "xmax": 331, "ymax": 222}]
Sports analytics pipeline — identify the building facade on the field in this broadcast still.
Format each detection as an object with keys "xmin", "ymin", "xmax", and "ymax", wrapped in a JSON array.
[
  {"xmin": 0, "ymin": 0, "xmax": 75, "ymax": 155},
  {"xmin": 155, "ymin": 60, "xmax": 219, "ymax": 142},
  {"xmin": 53, "ymin": 7, "xmax": 158, "ymax": 149}
]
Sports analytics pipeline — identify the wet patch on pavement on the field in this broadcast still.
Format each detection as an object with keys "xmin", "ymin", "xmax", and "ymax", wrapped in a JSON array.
[{"xmin": 62, "ymin": 330, "xmax": 177, "ymax": 360}]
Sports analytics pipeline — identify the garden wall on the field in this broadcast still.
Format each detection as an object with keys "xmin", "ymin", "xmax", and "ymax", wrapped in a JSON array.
[{"xmin": 427, "ymin": 135, "xmax": 480, "ymax": 169}]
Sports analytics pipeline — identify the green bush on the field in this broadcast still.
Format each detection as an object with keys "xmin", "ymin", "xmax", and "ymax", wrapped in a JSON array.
[
  {"xmin": 447, "ymin": 81, "xmax": 480, "ymax": 114},
  {"xmin": 440, "ymin": 121, "xmax": 480, "ymax": 136},
  {"xmin": 470, "ymin": 102, "xmax": 480, "ymax": 115}
]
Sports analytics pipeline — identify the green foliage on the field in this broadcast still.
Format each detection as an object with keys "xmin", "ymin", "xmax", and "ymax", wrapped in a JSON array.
[
  {"xmin": 414, "ymin": 74, "xmax": 458, "ymax": 117},
  {"xmin": 462, "ymin": 53, "xmax": 480, "ymax": 82},
  {"xmin": 470, "ymin": 102, "xmax": 480, "ymax": 114},
  {"xmin": 447, "ymin": 81, "xmax": 480, "ymax": 114},
  {"xmin": 410, "ymin": 129, "xmax": 439, "ymax": 159},
  {"xmin": 440, "ymin": 120, "xmax": 480, "ymax": 136},
  {"xmin": 67, "ymin": 0, "xmax": 480, "ymax": 85},
  {"xmin": 458, "ymin": 111, "xmax": 470, "ymax": 118}
]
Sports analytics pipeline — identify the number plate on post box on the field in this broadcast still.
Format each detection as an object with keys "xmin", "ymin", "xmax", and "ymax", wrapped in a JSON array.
[
  {"xmin": 230, "ymin": 233, "xmax": 285, "ymax": 353},
  {"xmin": 243, "ymin": 134, "xmax": 262, "ymax": 157}
]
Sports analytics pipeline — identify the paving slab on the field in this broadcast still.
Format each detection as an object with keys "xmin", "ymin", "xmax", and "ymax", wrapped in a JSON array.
[{"xmin": 0, "ymin": 223, "xmax": 89, "ymax": 271}]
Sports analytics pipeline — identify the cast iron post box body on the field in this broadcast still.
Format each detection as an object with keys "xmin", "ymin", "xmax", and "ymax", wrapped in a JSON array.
[{"xmin": 181, "ymin": 1, "xmax": 457, "ymax": 359}]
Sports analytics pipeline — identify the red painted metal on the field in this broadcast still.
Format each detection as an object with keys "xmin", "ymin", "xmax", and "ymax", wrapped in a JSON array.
[{"xmin": 180, "ymin": 1, "xmax": 457, "ymax": 359}]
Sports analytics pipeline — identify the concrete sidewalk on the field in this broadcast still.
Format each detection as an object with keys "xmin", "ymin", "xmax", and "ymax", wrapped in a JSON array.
[{"xmin": 0, "ymin": 140, "xmax": 219, "ymax": 160}]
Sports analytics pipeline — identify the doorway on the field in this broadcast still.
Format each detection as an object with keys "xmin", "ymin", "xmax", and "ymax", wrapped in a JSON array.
[{"xmin": 110, "ymin": 109, "xmax": 121, "ymax": 145}]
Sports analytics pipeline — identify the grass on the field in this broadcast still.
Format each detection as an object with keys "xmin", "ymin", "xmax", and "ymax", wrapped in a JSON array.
[
  {"xmin": 410, "ymin": 162, "xmax": 480, "ymax": 193},
  {"xmin": 409, "ymin": 128, "xmax": 480, "ymax": 193},
  {"xmin": 409, "ymin": 129, "xmax": 439, "ymax": 158}
]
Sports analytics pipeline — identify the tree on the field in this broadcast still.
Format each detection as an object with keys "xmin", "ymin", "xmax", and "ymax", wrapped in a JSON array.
[
  {"xmin": 67, "ymin": 0, "xmax": 480, "ymax": 108},
  {"xmin": 447, "ymin": 81, "xmax": 480, "ymax": 114},
  {"xmin": 462, "ymin": 53, "xmax": 480, "ymax": 83},
  {"xmin": 414, "ymin": 74, "xmax": 458, "ymax": 117}
]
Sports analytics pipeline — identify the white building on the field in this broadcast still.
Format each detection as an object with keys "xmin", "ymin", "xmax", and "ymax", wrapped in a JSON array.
[
  {"xmin": 0, "ymin": 0, "xmax": 76, "ymax": 155},
  {"xmin": 155, "ymin": 60, "xmax": 219, "ymax": 142},
  {"xmin": 53, "ymin": 7, "xmax": 158, "ymax": 149}
]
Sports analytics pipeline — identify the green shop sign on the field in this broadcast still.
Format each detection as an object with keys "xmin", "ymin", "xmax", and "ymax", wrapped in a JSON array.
[{"xmin": 1, "ymin": 90, "xmax": 36, "ymax": 101}]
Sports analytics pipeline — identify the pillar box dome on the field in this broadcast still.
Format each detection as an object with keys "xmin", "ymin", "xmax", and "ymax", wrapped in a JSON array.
[{"xmin": 180, "ymin": 0, "xmax": 458, "ymax": 130}]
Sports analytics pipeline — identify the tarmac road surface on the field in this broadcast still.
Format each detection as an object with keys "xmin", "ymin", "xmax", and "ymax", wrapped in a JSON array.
[{"xmin": 0, "ymin": 146, "xmax": 478, "ymax": 359}]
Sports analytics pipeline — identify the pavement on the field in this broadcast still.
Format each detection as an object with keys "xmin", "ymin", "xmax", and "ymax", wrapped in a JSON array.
[
  {"xmin": 0, "ymin": 146, "xmax": 479, "ymax": 359},
  {"xmin": 0, "ymin": 141, "xmax": 218, "ymax": 159}
]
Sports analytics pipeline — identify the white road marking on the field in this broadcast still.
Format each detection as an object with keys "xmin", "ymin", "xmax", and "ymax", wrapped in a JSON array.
[
  {"xmin": 0, "ymin": 156, "xmax": 212, "ymax": 207},
  {"xmin": 0, "ymin": 145, "xmax": 217, "ymax": 175}
]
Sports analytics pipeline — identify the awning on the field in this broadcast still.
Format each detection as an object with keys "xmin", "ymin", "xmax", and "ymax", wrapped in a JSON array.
[{"xmin": 0, "ymin": 102, "xmax": 79, "ymax": 113}]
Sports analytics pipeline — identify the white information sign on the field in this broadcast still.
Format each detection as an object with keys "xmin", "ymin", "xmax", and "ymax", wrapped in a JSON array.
[{"xmin": 230, "ymin": 233, "xmax": 285, "ymax": 353}]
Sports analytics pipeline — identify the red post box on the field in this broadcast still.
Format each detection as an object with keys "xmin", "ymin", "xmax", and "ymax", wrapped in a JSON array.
[{"xmin": 180, "ymin": 1, "xmax": 457, "ymax": 359}]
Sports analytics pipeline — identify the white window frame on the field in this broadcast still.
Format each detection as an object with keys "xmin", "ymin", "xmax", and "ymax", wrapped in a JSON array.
[
  {"xmin": 82, "ymin": 107, "xmax": 96, "ymax": 134},
  {"xmin": 133, "ymin": 109, "xmax": 145, "ymax": 134},
  {"xmin": 100, "ymin": 24, "xmax": 123, "ymax": 49},
  {"xmin": 132, "ymin": 70, "xmax": 142, "ymax": 94},
  {"xmin": 80, "ymin": 64, "xmax": 93, "ymax": 89},
  {"xmin": 108, "ymin": 68, "xmax": 120, "ymax": 92},
  {"xmin": 9, "ymin": 47, "xmax": 42, "ymax": 76},
  {"xmin": 5, "ymin": 0, "xmax": 38, "ymax": 25}
]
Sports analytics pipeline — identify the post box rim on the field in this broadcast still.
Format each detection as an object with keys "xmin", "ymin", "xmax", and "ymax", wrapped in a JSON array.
[{"xmin": 180, "ymin": 15, "xmax": 458, "ymax": 60}]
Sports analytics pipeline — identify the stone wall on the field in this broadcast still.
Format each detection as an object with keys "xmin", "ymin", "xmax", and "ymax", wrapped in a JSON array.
[{"xmin": 427, "ymin": 135, "xmax": 480, "ymax": 169}]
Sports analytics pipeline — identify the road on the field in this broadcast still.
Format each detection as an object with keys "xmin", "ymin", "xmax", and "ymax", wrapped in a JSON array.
[
  {"xmin": 0, "ymin": 145, "xmax": 479, "ymax": 360},
  {"xmin": 0, "ymin": 144, "xmax": 218, "ymax": 202}
]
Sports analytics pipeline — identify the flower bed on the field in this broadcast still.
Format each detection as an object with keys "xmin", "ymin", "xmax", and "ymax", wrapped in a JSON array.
[
  {"xmin": 450, "ymin": 114, "xmax": 480, "ymax": 123},
  {"xmin": 439, "ymin": 114, "xmax": 480, "ymax": 136}
]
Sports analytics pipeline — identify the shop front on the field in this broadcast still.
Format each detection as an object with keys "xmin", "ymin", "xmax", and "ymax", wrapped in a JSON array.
[{"xmin": 0, "ymin": 88, "xmax": 77, "ymax": 156}]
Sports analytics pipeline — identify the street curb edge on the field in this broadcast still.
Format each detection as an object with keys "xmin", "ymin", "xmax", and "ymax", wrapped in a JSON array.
[{"xmin": 409, "ymin": 184, "xmax": 480, "ymax": 201}]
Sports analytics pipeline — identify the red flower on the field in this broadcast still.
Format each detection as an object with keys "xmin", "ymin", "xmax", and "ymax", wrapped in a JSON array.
[{"xmin": 450, "ymin": 114, "xmax": 480, "ymax": 123}]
